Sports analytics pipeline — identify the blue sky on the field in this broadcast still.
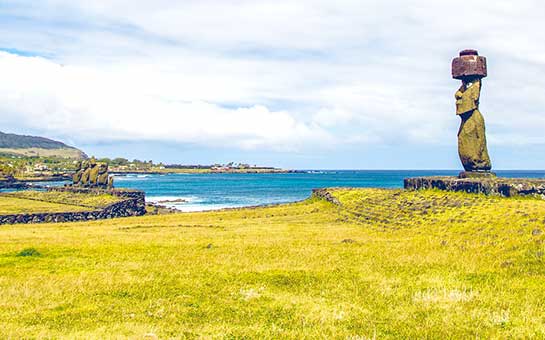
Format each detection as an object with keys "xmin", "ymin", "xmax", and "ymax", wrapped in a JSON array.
[{"xmin": 1, "ymin": 1, "xmax": 544, "ymax": 169}]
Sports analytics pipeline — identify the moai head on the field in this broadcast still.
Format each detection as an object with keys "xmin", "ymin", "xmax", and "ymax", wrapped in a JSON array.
[
  {"xmin": 98, "ymin": 163, "xmax": 108, "ymax": 174},
  {"xmin": 89, "ymin": 162, "xmax": 101, "ymax": 186},
  {"xmin": 95, "ymin": 164, "xmax": 107, "ymax": 186},
  {"xmin": 72, "ymin": 162, "xmax": 83, "ymax": 185},
  {"xmin": 452, "ymin": 50, "xmax": 488, "ymax": 116}
]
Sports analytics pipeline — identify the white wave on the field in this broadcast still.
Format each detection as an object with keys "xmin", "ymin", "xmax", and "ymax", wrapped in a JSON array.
[
  {"xmin": 175, "ymin": 204, "xmax": 242, "ymax": 212},
  {"xmin": 147, "ymin": 195, "xmax": 204, "ymax": 209},
  {"xmin": 112, "ymin": 176, "xmax": 133, "ymax": 181},
  {"xmin": 113, "ymin": 173, "xmax": 152, "ymax": 178},
  {"xmin": 146, "ymin": 195, "xmax": 245, "ymax": 212}
]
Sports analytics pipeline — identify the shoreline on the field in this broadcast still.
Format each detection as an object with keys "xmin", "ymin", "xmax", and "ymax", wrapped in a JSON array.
[
  {"xmin": 111, "ymin": 169, "xmax": 303, "ymax": 175},
  {"xmin": 146, "ymin": 196, "xmax": 306, "ymax": 213}
]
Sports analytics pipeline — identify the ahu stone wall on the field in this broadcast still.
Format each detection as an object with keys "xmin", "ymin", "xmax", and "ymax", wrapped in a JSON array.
[{"xmin": 404, "ymin": 176, "xmax": 545, "ymax": 199}]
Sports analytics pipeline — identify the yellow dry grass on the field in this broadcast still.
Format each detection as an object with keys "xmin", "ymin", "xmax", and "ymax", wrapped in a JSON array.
[
  {"xmin": 0, "ymin": 196, "xmax": 94, "ymax": 214},
  {"xmin": 0, "ymin": 188, "xmax": 544, "ymax": 339}
]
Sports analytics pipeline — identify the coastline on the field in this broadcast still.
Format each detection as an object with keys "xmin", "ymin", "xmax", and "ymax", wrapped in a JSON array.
[
  {"xmin": 0, "ymin": 175, "xmax": 71, "ymax": 189},
  {"xmin": 111, "ymin": 168, "xmax": 302, "ymax": 175},
  {"xmin": 1, "ymin": 169, "xmax": 302, "ymax": 188}
]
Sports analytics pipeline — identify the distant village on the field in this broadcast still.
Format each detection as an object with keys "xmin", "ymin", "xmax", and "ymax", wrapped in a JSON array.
[{"xmin": 0, "ymin": 153, "xmax": 285, "ymax": 182}]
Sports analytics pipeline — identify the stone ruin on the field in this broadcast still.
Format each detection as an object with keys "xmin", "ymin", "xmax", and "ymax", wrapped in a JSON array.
[
  {"xmin": 72, "ymin": 157, "xmax": 114, "ymax": 189},
  {"xmin": 452, "ymin": 49, "xmax": 494, "ymax": 178}
]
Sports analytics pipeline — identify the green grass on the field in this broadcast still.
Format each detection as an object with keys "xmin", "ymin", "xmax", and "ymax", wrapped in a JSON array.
[
  {"xmin": 16, "ymin": 248, "xmax": 42, "ymax": 257},
  {"xmin": 4, "ymin": 190, "xmax": 121, "ymax": 209},
  {"xmin": 0, "ymin": 188, "xmax": 544, "ymax": 338},
  {"xmin": 0, "ymin": 147, "xmax": 85, "ymax": 159},
  {"xmin": 0, "ymin": 196, "xmax": 95, "ymax": 214}
]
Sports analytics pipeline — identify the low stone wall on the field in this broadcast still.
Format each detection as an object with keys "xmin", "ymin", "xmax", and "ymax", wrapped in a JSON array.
[
  {"xmin": 404, "ymin": 176, "xmax": 545, "ymax": 198},
  {"xmin": 0, "ymin": 187, "xmax": 146, "ymax": 225},
  {"xmin": 312, "ymin": 188, "xmax": 341, "ymax": 205},
  {"xmin": 0, "ymin": 180, "xmax": 29, "ymax": 189},
  {"xmin": 47, "ymin": 186, "xmax": 145, "ymax": 204}
]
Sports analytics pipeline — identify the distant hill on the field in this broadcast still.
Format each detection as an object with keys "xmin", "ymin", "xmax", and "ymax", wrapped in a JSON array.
[{"xmin": 0, "ymin": 131, "xmax": 87, "ymax": 159}]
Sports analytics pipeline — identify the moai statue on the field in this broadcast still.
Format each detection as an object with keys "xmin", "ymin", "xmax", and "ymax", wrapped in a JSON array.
[
  {"xmin": 107, "ymin": 175, "xmax": 114, "ymax": 189},
  {"xmin": 79, "ymin": 161, "xmax": 91, "ymax": 186},
  {"xmin": 72, "ymin": 161, "xmax": 83, "ymax": 185},
  {"xmin": 72, "ymin": 157, "xmax": 112, "ymax": 189},
  {"xmin": 96, "ymin": 163, "xmax": 109, "ymax": 187},
  {"xmin": 452, "ymin": 49, "xmax": 494, "ymax": 178},
  {"xmin": 88, "ymin": 162, "xmax": 100, "ymax": 187}
]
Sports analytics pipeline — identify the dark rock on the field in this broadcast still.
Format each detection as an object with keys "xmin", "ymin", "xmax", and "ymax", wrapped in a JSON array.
[
  {"xmin": 452, "ymin": 50, "xmax": 487, "ymax": 80},
  {"xmin": 404, "ymin": 176, "xmax": 545, "ymax": 199},
  {"xmin": 312, "ymin": 188, "xmax": 341, "ymax": 205},
  {"xmin": 459, "ymin": 171, "xmax": 496, "ymax": 179}
]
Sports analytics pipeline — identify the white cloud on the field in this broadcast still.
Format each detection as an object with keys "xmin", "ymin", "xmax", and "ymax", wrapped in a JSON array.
[
  {"xmin": 0, "ymin": 52, "xmax": 333, "ymax": 151},
  {"xmin": 0, "ymin": 0, "xmax": 545, "ymax": 157}
]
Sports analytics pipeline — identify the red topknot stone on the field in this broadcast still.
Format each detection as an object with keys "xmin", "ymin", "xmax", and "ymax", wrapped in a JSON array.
[
  {"xmin": 452, "ymin": 49, "xmax": 487, "ymax": 80},
  {"xmin": 459, "ymin": 49, "xmax": 479, "ymax": 56}
]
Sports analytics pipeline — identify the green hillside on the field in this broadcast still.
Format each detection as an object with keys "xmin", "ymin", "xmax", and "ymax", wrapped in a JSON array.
[{"xmin": 0, "ymin": 131, "xmax": 86, "ymax": 159}]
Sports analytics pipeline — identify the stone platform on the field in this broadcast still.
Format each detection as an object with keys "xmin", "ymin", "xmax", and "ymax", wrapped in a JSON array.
[{"xmin": 404, "ymin": 176, "xmax": 545, "ymax": 199}]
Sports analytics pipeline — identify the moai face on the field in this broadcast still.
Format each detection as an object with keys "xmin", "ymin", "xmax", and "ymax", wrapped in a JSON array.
[
  {"xmin": 455, "ymin": 78, "xmax": 481, "ymax": 115},
  {"xmin": 98, "ymin": 164, "xmax": 107, "ymax": 174}
]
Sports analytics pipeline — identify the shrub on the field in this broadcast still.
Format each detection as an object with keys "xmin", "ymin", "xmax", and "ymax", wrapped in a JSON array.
[{"xmin": 16, "ymin": 248, "xmax": 41, "ymax": 257}]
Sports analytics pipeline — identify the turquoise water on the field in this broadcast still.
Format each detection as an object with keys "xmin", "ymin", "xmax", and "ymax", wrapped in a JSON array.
[{"xmin": 112, "ymin": 170, "xmax": 545, "ymax": 211}]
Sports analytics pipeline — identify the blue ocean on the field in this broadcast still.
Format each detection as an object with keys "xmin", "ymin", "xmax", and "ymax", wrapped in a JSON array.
[{"xmin": 113, "ymin": 170, "xmax": 545, "ymax": 212}]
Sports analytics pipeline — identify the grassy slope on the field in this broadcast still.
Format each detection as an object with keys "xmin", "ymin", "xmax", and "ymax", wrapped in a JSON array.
[
  {"xmin": 0, "ymin": 189, "xmax": 544, "ymax": 338},
  {"xmin": 0, "ymin": 196, "xmax": 95, "ymax": 214},
  {"xmin": 0, "ymin": 131, "xmax": 85, "ymax": 159},
  {"xmin": 0, "ymin": 147, "xmax": 85, "ymax": 159},
  {"xmin": 6, "ymin": 191, "xmax": 122, "ymax": 208},
  {"xmin": 0, "ymin": 191, "xmax": 121, "ymax": 214}
]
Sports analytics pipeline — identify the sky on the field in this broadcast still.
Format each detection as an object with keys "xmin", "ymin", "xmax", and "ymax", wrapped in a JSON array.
[{"xmin": 1, "ymin": 0, "xmax": 544, "ymax": 169}]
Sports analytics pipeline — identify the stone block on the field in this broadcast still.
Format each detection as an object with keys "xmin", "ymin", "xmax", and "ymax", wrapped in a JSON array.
[
  {"xmin": 404, "ymin": 176, "xmax": 545, "ymax": 199},
  {"xmin": 452, "ymin": 49, "xmax": 487, "ymax": 80}
]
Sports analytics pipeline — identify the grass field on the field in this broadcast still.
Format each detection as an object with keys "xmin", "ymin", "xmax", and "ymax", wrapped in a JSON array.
[
  {"xmin": 0, "ymin": 188, "xmax": 544, "ymax": 338},
  {"xmin": 6, "ymin": 190, "xmax": 122, "ymax": 208},
  {"xmin": 0, "ymin": 147, "xmax": 85, "ymax": 159},
  {"xmin": 0, "ymin": 191, "xmax": 121, "ymax": 215},
  {"xmin": 0, "ymin": 196, "xmax": 94, "ymax": 214}
]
